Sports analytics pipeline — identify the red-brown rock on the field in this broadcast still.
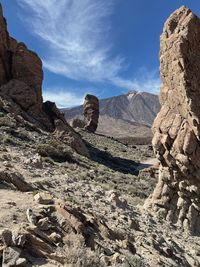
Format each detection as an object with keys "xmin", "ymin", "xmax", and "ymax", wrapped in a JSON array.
[
  {"xmin": 145, "ymin": 6, "xmax": 200, "ymax": 234},
  {"xmin": 83, "ymin": 94, "xmax": 99, "ymax": 133},
  {"xmin": 0, "ymin": 4, "xmax": 89, "ymax": 157}
]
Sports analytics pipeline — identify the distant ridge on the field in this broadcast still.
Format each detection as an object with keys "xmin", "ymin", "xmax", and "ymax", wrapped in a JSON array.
[{"xmin": 62, "ymin": 91, "xmax": 160, "ymax": 143}]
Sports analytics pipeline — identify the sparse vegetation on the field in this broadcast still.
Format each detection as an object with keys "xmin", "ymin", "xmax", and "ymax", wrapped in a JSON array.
[
  {"xmin": 0, "ymin": 115, "xmax": 16, "ymax": 127},
  {"xmin": 123, "ymin": 256, "xmax": 146, "ymax": 267},
  {"xmin": 1, "ymin": 133, "xmax": 17, "ymax": 145},
  {"xmin": 63, "ymin": 233, "xmax": 104, "ymax": 267},
  {"xmin": 37, "ymin": 140, "xmax": 74, "ymax": 163}
]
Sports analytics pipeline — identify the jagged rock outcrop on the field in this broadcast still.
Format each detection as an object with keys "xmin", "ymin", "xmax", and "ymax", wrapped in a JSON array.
[
  {"xmin": 83, "ymin": 94, "xmax": 99, "ymax": 133},
  {"xmin": 0, "ymin": 3, "xmax": 43, "ymax": 114},
  {"xmin": 0, "ymin": 4, "xmax": 89, "ymax": 157},
  {"xmin": 43, "ymin": 101, "xmax": 89, "ymax": 157},
  {"xmin": 145, "ymin": 6, "xmax": 200, "ymax": 234}
]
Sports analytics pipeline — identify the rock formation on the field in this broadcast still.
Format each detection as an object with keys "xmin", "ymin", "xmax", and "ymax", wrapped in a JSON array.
[
  {"xmin": 71, "ymin": 118, "xmax": 86, "ymax": 129},
  {"xmin": 145, "ymin": 6, "xmax": 200, "ymax": 234},
  {"xmin": 83, "ymin": 94, "xmax": 99, "ymax": 133},
  {"xmin": 0, "ymin": 4, "xmax": 88, "ymax": 157}
]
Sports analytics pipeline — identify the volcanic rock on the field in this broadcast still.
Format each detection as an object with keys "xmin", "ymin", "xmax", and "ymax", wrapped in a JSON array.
[
  {"xmin": 71, "ymin": 118, "xmax": 86, "ymax": 129},
  {"xmin": 83, "ymin": 94, "xmax": 99, "ymax": 133},
  {"xmin": 145, "ymin": 6, "xmax": 200, "ymax": 234},
  {"xmin": 0, "ymin": 4, "xmax": 89, "ymax": 157}
]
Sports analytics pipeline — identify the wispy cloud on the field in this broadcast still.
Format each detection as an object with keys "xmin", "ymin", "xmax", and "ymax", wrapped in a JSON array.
[
  {"xmin": 43, "ymin": 89, "xmax": 84, "ymax": 108},
  {"xmin": 17, "ymin": 0, "xmax": 125, "ymax": 82},
  {"xmin": 17, "ymin": 0, "xmax": 160, "ymax": 95},
  {"xmin": 111, "ymin": 68, "xmax": 161, "ymax": 94}
]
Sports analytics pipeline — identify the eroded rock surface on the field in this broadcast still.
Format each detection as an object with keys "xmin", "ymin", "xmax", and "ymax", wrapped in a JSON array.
[
  {"xmin": 84, "ymin": 94, "xmax": 99, "ymax": 133},
  {"xmin": 0, "ymin": 4, "xmax": 88, "ymax": 157},
  {"xmin": 145, "ymin": 6, "xmax": 200, "ymax": 234}
]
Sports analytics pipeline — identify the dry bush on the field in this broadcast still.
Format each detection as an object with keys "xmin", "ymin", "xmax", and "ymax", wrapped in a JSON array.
[
  {"xmin": 62, "ymin": 232, "xmax": 104, "ymax": 267},
  {"xmin": 37, "ymin": 140, "xmax": 74, "ymax": 163}
]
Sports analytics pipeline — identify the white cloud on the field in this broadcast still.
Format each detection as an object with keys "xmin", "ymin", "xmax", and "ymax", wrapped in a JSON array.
[
  {"xmin": 111, "ymin": 69, "xmax": 161, "ymax": 94},
  {"xmin": 43, "ymin": 89, "xmax": 84, "ymax": 108},
  {"xmin": 17, "ymin": 0, "xmax": 160, "ymax": 94},
  {"xmin": 17, "ymin": 0, "xmax": 124, "ymax": 82}
]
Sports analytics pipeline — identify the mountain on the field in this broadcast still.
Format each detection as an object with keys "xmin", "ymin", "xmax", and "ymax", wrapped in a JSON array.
[{"xmin": 62, "ymin": 91, "xmax": 160, "ymax": 144}]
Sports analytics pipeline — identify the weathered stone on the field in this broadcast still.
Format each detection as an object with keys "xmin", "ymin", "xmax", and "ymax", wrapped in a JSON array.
[
  {"xmin": 12, "ymin": 42, "xmax": 43, "ymax": 109},
  {"xmin": 26, "ymin": 208, "xmax": 37, "ymax": 226},
  {"xmin": 34, "ymin": 192, "xmax": 54, "ymax": 205},
  {"xmin": 145, "ymin": 6, "xmax": 200, "ymax": 235},
  {"xmin": 49, "ymin": 232, "xmax": 62, "ymax": 243},
  {"xmin": 37, "ymin": 217, "xmax": 51, "ymax": 231},
  {"xmin": 0, "ymin": 4, "xmax": 89, "ymax": 158},
  {"xmin": 83, "ymin": 94, "xmax": 99, "ymax": 133},
  {"xmin": 0, "ymin": 80, "xmax": 38, "ymax": 111},
  {"xmin": 43, "ymin": 101, "xmax": 89, "ymax": 157},
  {"xmin": 2, "ymin": 247, "xmax": 22, "ymax": 267},
  {"xmin": 53, "ymin": 118, "xmax": 89, "ymax": 157},
  {"xmin": 0, "ymin": 170, "xmax": 33, "ymax": 192},
  {"xmin": 0, "ymin": 230, "xmax": 13, "ymax": 246}
]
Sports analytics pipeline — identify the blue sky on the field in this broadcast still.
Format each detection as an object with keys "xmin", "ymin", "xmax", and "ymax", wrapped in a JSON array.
[{"xmin": 1, "ymin": 1, "xmax": 200, "ymax": 107}]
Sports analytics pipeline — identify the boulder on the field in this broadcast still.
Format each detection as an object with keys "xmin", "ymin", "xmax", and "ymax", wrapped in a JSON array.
[
  {"xmin": 83, "ymin": 94, "xmax": 99, "ymax": 133},
  {"xmin": 145, "ymin": 6, "xmax": 200, "ymax": 235}
]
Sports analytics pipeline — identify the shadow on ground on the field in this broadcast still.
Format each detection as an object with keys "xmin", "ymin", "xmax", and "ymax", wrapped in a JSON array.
[{"xmin": 85, "ymin": 141, "xmax": 138, "ymax": 175}]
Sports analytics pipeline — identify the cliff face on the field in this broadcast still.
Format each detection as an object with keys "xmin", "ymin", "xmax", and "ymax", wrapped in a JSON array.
[
  {"xmin": 0, "ymin": 4, "xmax": 89, "ymax": 157},
  {"xmin": 0, "ymin": 5, "xmax": 43, "ymax": 114},
  {"xmin": 145, "ymin": 6, "xmax": 200, "ymax": 235}
]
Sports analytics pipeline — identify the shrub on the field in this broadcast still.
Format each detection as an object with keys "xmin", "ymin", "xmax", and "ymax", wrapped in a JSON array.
[
  {"xmin": 2, "ymin": 134, "xmax": 17, "ymax": 145},
  {"xmin": 123, "ymin": 255, "xmax": 146, "ymax": 267},
  {"xmin": 0, "ymin": 115, "xmax": 16, "ymax": 127},
  {"xmin": 37, "ymin": 140, "xmax": 74, "ymax": 163}
]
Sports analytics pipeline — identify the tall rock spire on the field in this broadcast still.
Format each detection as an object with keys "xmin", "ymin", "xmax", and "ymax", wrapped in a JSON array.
[{"xmin": 145, "ymin": 6, "xmax": 200, "ymax": 235}]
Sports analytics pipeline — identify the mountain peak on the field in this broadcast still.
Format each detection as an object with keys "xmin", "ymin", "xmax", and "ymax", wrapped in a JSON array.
[{"xmin": 127, "ymin": 90, "xmax": 138, "ymax": 95}]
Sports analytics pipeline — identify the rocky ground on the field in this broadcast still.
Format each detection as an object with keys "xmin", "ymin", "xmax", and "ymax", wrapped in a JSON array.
[{"xmin": 0, "ymin": 110, "xmax": 200, "ymax": 267}]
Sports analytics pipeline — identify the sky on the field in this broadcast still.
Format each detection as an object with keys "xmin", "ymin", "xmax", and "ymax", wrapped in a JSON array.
[{"xmin": 1, "ymin": 0, "xmax": 200, "ymax": 108}]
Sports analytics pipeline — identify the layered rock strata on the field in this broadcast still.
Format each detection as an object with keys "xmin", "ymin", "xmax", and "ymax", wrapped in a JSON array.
[
  {"xmin": 145, "ymin": 6, "xmax": 200, "ymax": 234},
  {"xmin": 83, "ymin": 94, "xmax": 99, "ymax": 133}
]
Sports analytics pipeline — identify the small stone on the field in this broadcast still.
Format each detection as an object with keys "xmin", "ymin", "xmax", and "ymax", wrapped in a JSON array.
[
  {"xmin": 49, "ymin": 232, "xmax": 62, "ymax": 243},
  {"xmin": 100, "ymin": 255, "xmax": 111, "ymax": 266},
  {"xmin": 1, "ymin": 229, "xmax": 13, "ymax": 246},
  {"xmin": 12, "ymin": 233, "xmax": 26, "ymax": 247},
  {"xmin": 112, "ymin": 253, "xmax": 122, "ymax": 264},
  {"xmin": 26, "ymin": 208, "xmax": 37, "ymax": 225},
  {"xmin": 2, "ymin": 247, "xmax": 22, "ymax": 266},
  {"xmin": 104, "ymin": 247, "xmax": 114, "ymax": 256},
  {"xmin": 34, "ymin": 192, "xmax": 54, "ymax": 205},
  {"xmin": 37, "ymin": 217, "xmax": 51, "ymax": 231},
  {"xmin": 16, "ymin": 258, "xmax": 27, "ymax": 266}
]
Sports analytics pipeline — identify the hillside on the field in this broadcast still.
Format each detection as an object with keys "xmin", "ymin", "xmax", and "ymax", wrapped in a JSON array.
[
  {"xmin": 62, "ymin": 91, "xmax": 160, "ymax": 142},
  {"xmin": 1, "ymin": 3, "xmax": 200, "ymax": 267}
]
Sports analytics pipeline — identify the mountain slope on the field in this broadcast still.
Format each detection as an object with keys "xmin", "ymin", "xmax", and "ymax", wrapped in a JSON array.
[{"xmin": 62, "ymin": 91, "xmax": 160, "ymax": 142}]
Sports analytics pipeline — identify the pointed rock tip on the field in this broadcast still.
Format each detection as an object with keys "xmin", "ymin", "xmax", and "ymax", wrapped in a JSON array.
[
  {"xmin": 163, "ymin": 5, "xmax": 198, "ymax": 35},
  {"xmin": 168, "ymin": 5, "xmax": 193, "ymax": 18}
]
